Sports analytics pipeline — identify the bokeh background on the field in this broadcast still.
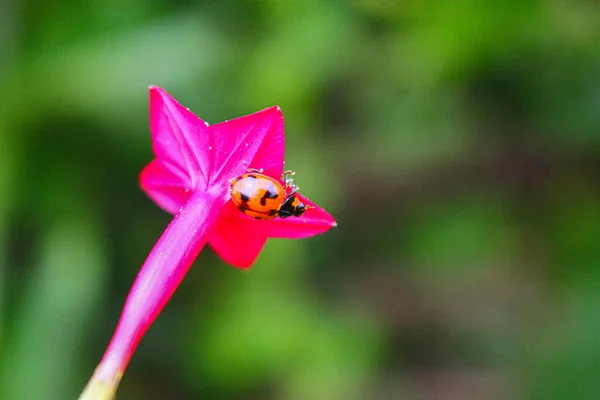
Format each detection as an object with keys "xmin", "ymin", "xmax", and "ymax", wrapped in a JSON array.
[{"xmin": 1, "ymin": 1, "xmax": 600, "ymax": 399}]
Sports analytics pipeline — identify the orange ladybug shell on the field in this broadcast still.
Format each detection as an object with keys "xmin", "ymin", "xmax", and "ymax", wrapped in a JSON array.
[{"xmin": 230, "ymin": 173, "xmax": 287, "ymax": 220}]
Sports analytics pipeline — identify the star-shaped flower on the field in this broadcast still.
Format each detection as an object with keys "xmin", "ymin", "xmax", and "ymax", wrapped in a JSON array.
[
  {"xmin": 79, "ymin": 87, "xmax": 336, "ymax": 399},
  {"xmin": 140, "ymin": 86, "xmax": 336, "ymax": 267}
]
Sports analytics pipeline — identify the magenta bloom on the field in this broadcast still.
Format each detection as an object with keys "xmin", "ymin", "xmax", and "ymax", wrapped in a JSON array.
[
  {"xmin": 141, "ymin": 87, "xmax": 336, "ymax": 267},
  {"xmin": 79, "ymin": 87, "xmax": 335, "ymax": 399}
]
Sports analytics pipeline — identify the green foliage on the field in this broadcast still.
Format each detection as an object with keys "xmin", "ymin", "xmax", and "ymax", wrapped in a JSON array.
[{"xmin": 1, "ymin": 0, "xmax": 600, "ymax": 398}]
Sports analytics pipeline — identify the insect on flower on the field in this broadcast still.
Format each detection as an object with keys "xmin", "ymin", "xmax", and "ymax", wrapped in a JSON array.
[
  {"xmin": 229, "ymin": 169, "xmax": 310, "ymax": 220},
  {"xmin": 79, "ymin": 87, "xmax": 336, "ymax": 400}
]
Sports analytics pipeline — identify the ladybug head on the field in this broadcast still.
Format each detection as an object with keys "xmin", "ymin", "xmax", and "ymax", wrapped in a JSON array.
[
  {"xmin": 293, "ymin": 201, "xmax": 306, "ymax": 217},
  {"xmin": 279, "ymin": 194, "xmax": 309, "ymax": 218}
]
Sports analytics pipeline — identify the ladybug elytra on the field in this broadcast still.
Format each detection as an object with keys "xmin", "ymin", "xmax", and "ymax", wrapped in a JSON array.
[{"xmin": 229, "ymin": 169, "xmax": 307, "ymax": 220}]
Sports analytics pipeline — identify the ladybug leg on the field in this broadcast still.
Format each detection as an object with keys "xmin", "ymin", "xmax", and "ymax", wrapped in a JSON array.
[
  {"xmin": 245, "ymin": 167, "xmax": 264, "ymax": 174},
  {"xmin": 282, "ymin": 170, "xmax": 297, "ymax": 192}
]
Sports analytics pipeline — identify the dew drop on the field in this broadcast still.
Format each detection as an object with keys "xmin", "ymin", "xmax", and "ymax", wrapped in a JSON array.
[
  {"xmin": 179, "ymin": 206, "xmax": 184, "ymax": 213},
  {"xmin": 208, "ymin": 146, "xmax": 213, "ymax": 150},
  {"xmin": 204, "ymin": 121, "xmax": 209, "ymax": 127},
  {"xmin": 245, "ymin": 142, "xmax": 249, "ymax": 147}
]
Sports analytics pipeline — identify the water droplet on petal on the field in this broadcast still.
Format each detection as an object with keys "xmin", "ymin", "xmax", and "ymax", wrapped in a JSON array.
[
  {"xmin": 179, "ymin": 206, "xmax": 184, "ymax": 213},
  {"xmin": 204, "ymin": 121, "xmax": 209, "ymax": 127},
  {"xmin": 208, "ymin": 146, "xmax": 213, "ymax": 150},
  {"xmin": 245, "ymin": 142, "xmax": 249, "ymax": 147}
]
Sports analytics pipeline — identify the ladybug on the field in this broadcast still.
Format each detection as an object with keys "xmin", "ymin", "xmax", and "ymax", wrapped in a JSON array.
[{"xmin": 229, "ymin": 169, "xmax": 308, "ymax": 220}]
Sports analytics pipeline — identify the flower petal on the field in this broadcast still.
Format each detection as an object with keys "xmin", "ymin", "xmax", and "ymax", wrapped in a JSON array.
[
  {"xmin": 255, "ymin": 194, "xmax": 337, "ymax": 239},
  {"xmin": 222, "ymin": 194, "xmax": 336, "ymax": 240},
  {"xmin": 210, "ymin": 106, "xmax": 284, "ymax": 183},
  {"xmin": 208, "ymin": 204, "xmax": 267, "ymax": 269},
  {"xmin": 149, "ymin": 86, "xmax": 213, "ymax": 190},
  {"xmin": 140, "ymin": 159, "xmax": 192, "ymax": 214}
]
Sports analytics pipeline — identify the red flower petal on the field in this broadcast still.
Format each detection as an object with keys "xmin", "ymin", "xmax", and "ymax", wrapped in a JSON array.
[
  {"xmin": 210, "ymin": 106, "xmax": 284, "ymax": 183},
  {"xmin": 254, "ymin": 194, "xmax": 337, "ymax": 239},
  {"xmin": 149, "ymin": 86, "xmax": 213, "ymax": 190},
  {"xmin": 208, "ymin": 195, "xmax": 335, "ymax": 268},
  {"xmin": 208, "ymin": 204, "xmax": 267, "ymax": 269},
  {"xmin": 215, "ymin": 193, "xmax": 336, "ymax": 244},
  {"xmin": 140, "ymin": 159, "xmax": 192, "ymax": 214}
]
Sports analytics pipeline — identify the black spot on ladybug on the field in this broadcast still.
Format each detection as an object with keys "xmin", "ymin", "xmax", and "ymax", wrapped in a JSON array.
[
  {"xmin": 241, "ymin": 193, "xmax": 250, "ymax": 202},
  {"xmin": 268, "ymin": 209, "xmax": 278, "ymax": 216},
  {"xmin": 254, "ymin": 216, "xmax": 263, "ymax": 220},
  {"xmin": 247, "ymin": 174, "xmax": 258, "ymax": 179},
  {"xmin": 259, "ymin": 187, "xmax": 279, "ymax": 206}
]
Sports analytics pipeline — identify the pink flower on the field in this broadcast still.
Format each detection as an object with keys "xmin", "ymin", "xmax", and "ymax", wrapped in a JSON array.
[{"xmin": 79, "ymin": 87, "xmax": 336, "ymax": 399}]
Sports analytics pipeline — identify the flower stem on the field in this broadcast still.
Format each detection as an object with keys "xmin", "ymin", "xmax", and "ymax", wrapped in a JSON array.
[{"xmin": 79, "ymin": 188, "xmax": 227, "ymax": 399}]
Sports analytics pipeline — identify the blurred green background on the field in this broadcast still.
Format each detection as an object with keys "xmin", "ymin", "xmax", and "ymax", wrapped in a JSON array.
[{"xmin": 1, "ymin": 0, "xmax": 600, "ymax": 399}]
